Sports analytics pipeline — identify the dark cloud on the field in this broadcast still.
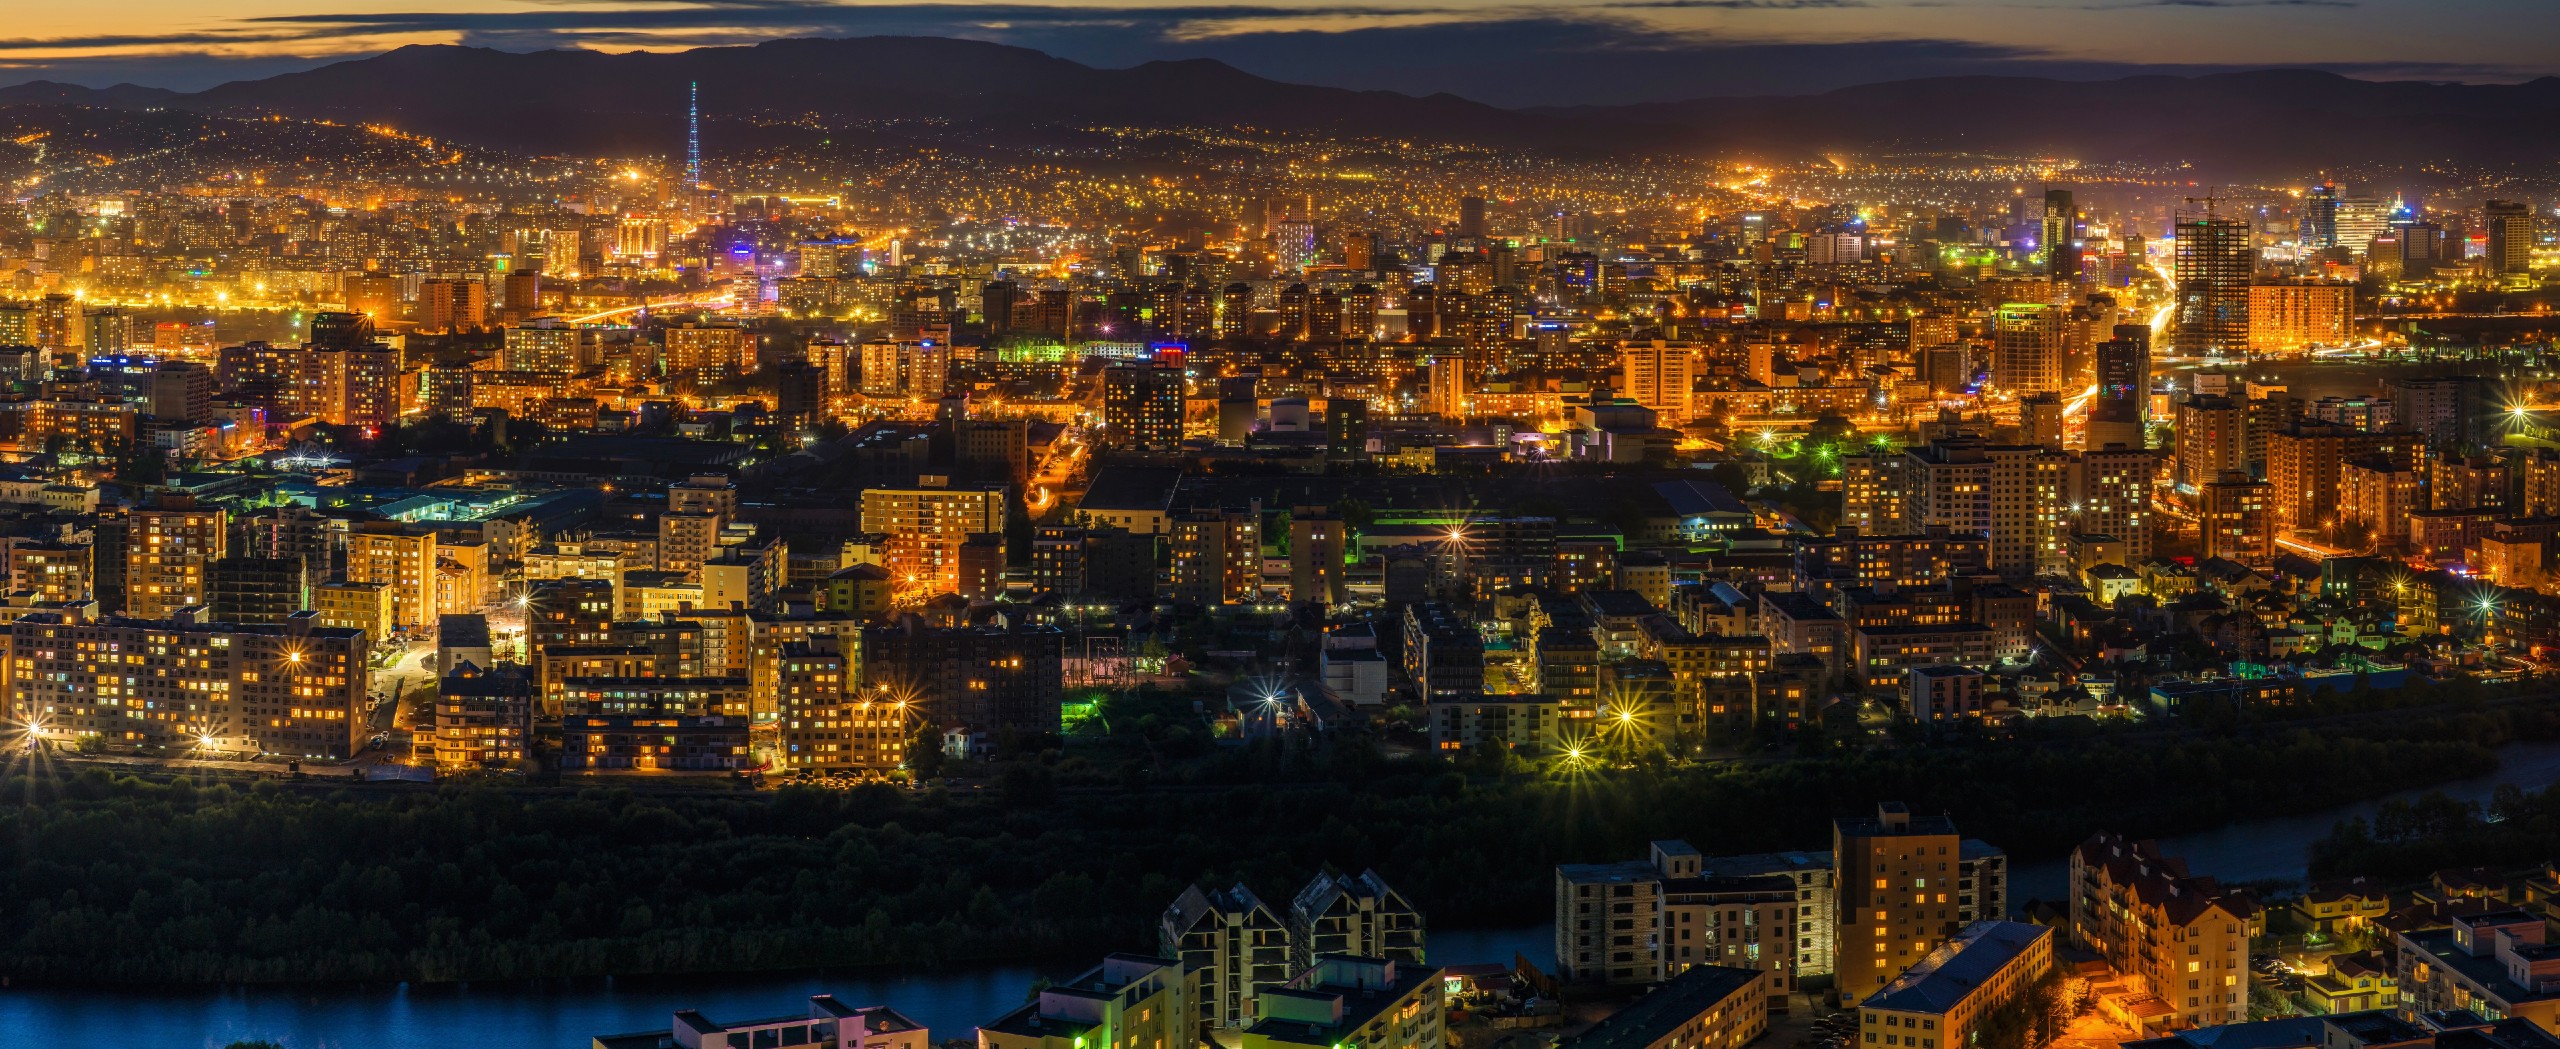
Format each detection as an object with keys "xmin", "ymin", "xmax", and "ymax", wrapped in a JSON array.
[
  {"xmin": 2118, "ymin": 0, "xmax": 2354, "ymax": 7},
  {"xmin": 0, "ymin": 1, "xmax": 2535, "ymax": 104}
]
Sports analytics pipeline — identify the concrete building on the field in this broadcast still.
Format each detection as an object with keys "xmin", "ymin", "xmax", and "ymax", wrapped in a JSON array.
[
  {"xmin": 1161, "ymin": 883, "xmax": 1294, "ymax": 1034},
  {"xmin": 1557, "ymin": 841, "xmax": 1836, "ymax": 988},
  {"xmin": 2248, "ymin": 284, "xmax": 2354, "ymax": 353},
  {"xmin": 591, "ymin": 996, "xmax": 924, "ymax": 1049},
  {"xmin": 345, "ymin": 521, "xmax": 439, "ymax": 631},
  {"xmin": 559, "ymin": 714, "xmax": 751, "ymax": 771},
  {"xmin": 1289, "ymin": 870, "xmax": 1426, "ymax": 974},
  {"xmin": 1, "ymin": 610, "xmax": 366, "ymax": 758},
  {"xmin": 125, "ymin": 493, "xmax": 225, "ymax": 619},
  {"xmin": 1858, "ymin": 922, "xmax": 2055, "ymax": 1049},
  {"xmin": 779, "ymin": 641, "xmax": 908, "ymax": 778},
  {"xmin": 435, "ymin": 660, "xmax": 535, "ymax": 768},
  {"xmin": 2395, "ymin": 909, "xmax": 2560, "ymax": 1033},
  {"xmin": 2067, "ymin": 833, "xmax": 2255, "ymax": 1030},
  {"xmin": 1241, "ymin": 956, "xmax": 1444, "ymax": 1049},
  {"xmin": 860, "ymin": 483, "xmax": 1007, "ymax": 599},
  {"xmin": 978, "ymin": 955, "xmax": 1192, "ymax": 1049},
  {"xmin": 1836, "ymin": 803, "xmax": 2012, "ymax": 1007},
  {"xmin": 1169, "ymin": 507, "xmax": 1262, "ymax": 605},
  {"xmin": 1428, "ymin": 694, "xmax": 1567, "ymax": 754},
  {"xmin": 1906, "ymin": 665, "xmax": 1987, "ymax": 723},
  {"xmin": 1559, "ymin": 965, "xmax": 1768, "ymax": 1049}
]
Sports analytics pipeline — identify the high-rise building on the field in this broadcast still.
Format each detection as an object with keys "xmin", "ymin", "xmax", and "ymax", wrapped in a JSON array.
[
  {"xmin": 1160, "ymin": 884, "xmax": 1293, "ymax": 1034},
  {"xmin": 1428, "ymin": 355, "xmax": 1467, "ymax": 419},
  {"xmin": 2072, "ymin": 447, "xmax": 2156, "ymax": 562},
  {"xmin": 1841, "ymin": 453, "xmax": 1910, "ymax": 535},
  {"xmin": 435, "ymin": 660, "xmax": 535, "ymax": 768},
  {"xmin": 1102, "ymin": 363, "xmax": 1185, "ymax": 450},
  {"xmin": 1457, "ymin": 195, "xmax": 1488, "ymax": 240},
  {"xmin": 778, "ymin": 640, "xmax": 907, "ymax": 778},
  {"xmin": 2173, "ymin": 215, "xmax": 2253, "ymax": 358},
  {"xmin": 1169, "ymin": 507, "xmax": 1262, "ymax": 606},
  {"xmin": 1904, "ymin": 439, "xmax": 2068, "ymax": 578},
  {"xmin": 2485, "ymin": 200, "xmax": 2535, "ymax": 276},
  {"xmin": 2334, "ymin": 195, "xmax": 2388, "ymax": 257},
  {"xmin": 2019, "ymin": 393, "xmax": 2064, "ymax": 450},
  {"xmin": 1833, "ymin": 803, "xmax": 2010, "ymax": 1007},
  {"xmin": 2247, "ymin": 283, "xmax": 2354, "ymax": 353},
  {"xmin": 504, "ymin": 318, "xmax": 587, "ymax": 372},
  {"xmin": 2042, "ymin": 188, "xmax": 2080, "ymax": 282},
  {"xmin": 207, "ymin": 556, "xmax": 307, "ymax": 625},
  {"xmin": 1554, "ymin": 841, "xmax": 1831, "ymax": 989},
  {"xmin": 2201, "ymin": 471, "xmax": 2273, "ymax": 564},
  {"xmin": 1991, "ymin": 303, "xmax": 2066, "ymax": 394},
  {"xmin": 2265, "ymin": 422, "xmax": 2422, "ymax": 538},
  {"xmin": 1619, "ymin": 341, "xmax": 1697, "ymax": 425},
  {"xmin": 2174, "ymin": 395, "xmax": 2248, "ymax": 491},
  {"xmin": 2301, "ymin": 184, "xmax": 2342, "ymax": 248},
  {"xmin": 2089, "ymin": 324, "xmax": 2151, "ymax": 452},
  {"xmin": 344, "ymin": 521, "xmax": 439, "ymax": 631},
  {"xmin": 859, "ymin": 483, "xmax": 1007, "ymax": 598},
  {"xmin": 665, "ymin": 324, "xmax": 757, "ymax": 385},
  {"xmin": 1289, "ymin": 511, "xmax": 1346, "ymax": 607},
  {"xmin": 9, "ymin": 540, "xmax": 90, "ymax": 604},
  {"xmin": 1273, "ymin": 220, "xmax": 1320, "ymax": 273},
  {"xmin": 419, "ymin": 278, "xmax": 489, "ymax": 332},
  {"xmin": 148, "ymin": 360, "xmax": 215, "ymax": 423},
  {"xmin": 126, "ymin": 494, "xmax": 226, "ymax": 619},
  {"xmin": 2384, "ymin": 375, "xmax": 2490, "ymax": 452}
]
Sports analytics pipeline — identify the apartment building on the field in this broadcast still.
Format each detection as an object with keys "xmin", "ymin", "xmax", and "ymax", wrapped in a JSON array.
[
  {"xmin": 1240, "ymin": 956, "xmax": 1445, "ymax": 1049},
  {"xmin": 1556, "ymin": 840, "xmax": 1837, "ymax": 989},
  {"xmin": 1289, "ymin": 870, "xmax": 1427, "ymax": 973},
  {"xmin": 1161, "ymin": 884, "xmax": 1294, "ymax": 1034},
  {"xmin": 778, "ymin": 641, "xmax": 907, "ymax": 778},
  {"xmin": 1836, "ymin": 803, "xmax": 2012, "ymax": 1007},
  {"xmin": 2396, "ymin": 909, "xmax": 2560, "ymax": 1032},
  {"xmin": 1, "ymin": 610, "xmax": 366, "ymax": 758},
  {"xmin": 592, "ymin": 995, "xmax": 924, "ymax": 1049},
  {"xmin": 2067, "ymin": 833, "xmax": 2255, "ymax": 1029},
  {"xmin": 1561, "ymin": 965, "xmax": 1768, "ymax": 1049},
  {"xmin": 125, "ymin": 494, "xmax": 226, "ymax": 619},
  {"xmin": 977, "ymin": 955, "xmax": 1192, "ymax": 1049},
  {"xmin": 1857, "ymin": 922, "xmax": 2054, "ymax": 1049}
]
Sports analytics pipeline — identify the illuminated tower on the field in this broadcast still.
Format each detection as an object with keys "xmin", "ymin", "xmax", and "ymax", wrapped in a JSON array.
[
  {"xmin": 686, "ymin": 81, "xmax": 701, "ymax": 189},
  {"xmin": 2173, "ymin": 208, "xmax": 2253, "ymax": 359}
]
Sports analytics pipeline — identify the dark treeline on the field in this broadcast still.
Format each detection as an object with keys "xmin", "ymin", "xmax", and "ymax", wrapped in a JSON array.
[
  {"xmin": 2309, "ymin": 778, "xmax": 2560, "ymax": 882},
  {"xmin": 0, "ymin": 709, "xmax": 2541, "ymax": 986}
]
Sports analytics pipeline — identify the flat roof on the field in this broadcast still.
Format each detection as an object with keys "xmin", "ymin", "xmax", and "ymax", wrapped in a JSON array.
[
  {"xmin": 1864, "ymin": 921, "xmax": 2050, "ymax": 1015},
  {"xmin": 1562, "ymin": 965, "xmax": 1761, "ymax": 1049}
]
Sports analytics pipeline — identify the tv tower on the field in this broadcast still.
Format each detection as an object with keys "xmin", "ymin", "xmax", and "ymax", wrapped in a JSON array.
[{"xmin": 685, "ymin": 81, "xmax": 701, "ymax": 189}]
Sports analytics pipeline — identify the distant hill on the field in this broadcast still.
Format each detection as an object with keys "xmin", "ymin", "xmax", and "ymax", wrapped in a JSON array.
[
  {"xmin": 0, "ymin": 80, "xmax": 184, "ymax": 108},
  {"xmin": 146, "ymin": 38, "xmax": 1591, "ymax": 155},
  {"xmin": 9, "ymin": 46, "xmax": 2560, "ymax": 175},
  {"xmin": 1544, "ymin": 70, "xmax": 2560, "ymax": 176}
]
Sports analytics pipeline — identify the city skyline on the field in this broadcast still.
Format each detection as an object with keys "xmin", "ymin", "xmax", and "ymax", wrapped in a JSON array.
[{"xmin": 7, "ymin": 0, "xmax": 2560, "ymax": 104}]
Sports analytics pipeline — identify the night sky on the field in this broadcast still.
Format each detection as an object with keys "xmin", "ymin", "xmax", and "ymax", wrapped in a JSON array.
[{"xmin": 6, "ymin": 0, "xmax": 2554, "ymax": 106}]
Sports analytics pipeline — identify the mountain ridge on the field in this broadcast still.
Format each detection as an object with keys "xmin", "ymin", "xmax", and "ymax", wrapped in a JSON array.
[{"xmin": 5, "ymin": 42, "xmax": 2560, "ymax": 174}]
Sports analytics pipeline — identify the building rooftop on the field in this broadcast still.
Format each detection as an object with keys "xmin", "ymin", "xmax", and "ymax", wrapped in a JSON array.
[
  {"xmin": 1560, "ymin": 964, "xmax": 1761, "ymax": 1049},
  {"xmin": 1864, "ymin": 920, "xmax": 2051, "ymax": 1015},
  {"xmin": 1245, "ymin": 956, "xmax": 1439, "ymax": 1049}
]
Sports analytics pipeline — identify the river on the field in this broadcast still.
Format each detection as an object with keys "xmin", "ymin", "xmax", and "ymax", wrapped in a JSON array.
[{"xmin": 13, "ymin": 740, "xmax": 2560, "ymax": 1049}]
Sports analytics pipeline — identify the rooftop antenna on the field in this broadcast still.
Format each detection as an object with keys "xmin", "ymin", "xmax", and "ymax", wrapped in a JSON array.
[{"xmin": 686, "ymin": 81, "xmax": 701, "ymax": 190}]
